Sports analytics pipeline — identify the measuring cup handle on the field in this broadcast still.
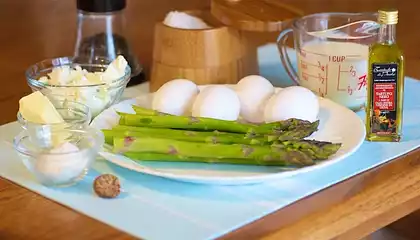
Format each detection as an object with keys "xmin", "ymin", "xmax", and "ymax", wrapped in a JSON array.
[{"xmin": 277, "ymin": 28, "xmax": 299, "ymax": 85}]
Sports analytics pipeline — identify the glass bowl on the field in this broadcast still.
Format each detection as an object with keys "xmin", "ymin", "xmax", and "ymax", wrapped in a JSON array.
[
  {"xmin": 25, "ymin": 56, "xmax": 131, "ymax": 117},
  {"xmin": 13, "ymin": 127, "xmax": 104, "ymax": 187},
  {"xmin": 17, "ymin": 98, "xmax": 92, "ymax": 148}
]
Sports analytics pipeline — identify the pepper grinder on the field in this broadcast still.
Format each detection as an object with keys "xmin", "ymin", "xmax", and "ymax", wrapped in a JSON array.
[{"xmin": 74, "ymin": 0, "xmax": 145, "ymax": 86}]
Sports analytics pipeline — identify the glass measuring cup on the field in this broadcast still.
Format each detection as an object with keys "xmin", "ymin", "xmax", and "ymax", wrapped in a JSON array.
[{"xmin": 277, "ymin": 12, "xmax": 378, "ymax": 111}]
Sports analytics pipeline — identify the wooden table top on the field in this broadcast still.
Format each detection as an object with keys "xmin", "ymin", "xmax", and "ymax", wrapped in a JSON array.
[{"xmin": 1, "ymin": 0, "xmax": 420, "ymax": 239}]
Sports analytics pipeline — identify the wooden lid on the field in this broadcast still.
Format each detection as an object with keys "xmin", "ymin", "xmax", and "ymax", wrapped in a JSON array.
[{"xmin": 210, "ymin": 0, "xmax": 304, "ymax": 32}]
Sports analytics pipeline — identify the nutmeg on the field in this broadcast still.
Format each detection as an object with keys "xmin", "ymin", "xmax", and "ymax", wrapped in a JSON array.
[{"xmin": 93, "ymin": 174, "xmax": 121, "ymax": 198}]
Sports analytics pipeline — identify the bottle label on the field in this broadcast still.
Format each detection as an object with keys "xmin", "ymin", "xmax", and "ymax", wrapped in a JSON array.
[{"xmin": 370, "ymin": 63, "xmax": 398, "ymax": 135}]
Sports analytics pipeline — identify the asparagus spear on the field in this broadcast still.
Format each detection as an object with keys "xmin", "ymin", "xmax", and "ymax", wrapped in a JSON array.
[
  {"xmin": 118, "ymin": 112, "xmax": 315, "ymax": 135},
  {"xmin": 119, "ymin": 112, "xmax": 254, "ymax": 132},
  {"xmin": 124, "ymin": 152, "xmax": 295, "ymax": 166},
  {"xmin": 102, "ymin": 128, "xmax": 267, "ymax": 145},
  {"xmin": 273, "ymin": 140, "xmax": 342, "ymax": 160},
  {"xmin": 105, "ymin": 121, "xmax": 321, "ymax": 147},
  {"xmin": 121, "ymin": 140, "xmax": 342, "ymax": 165},
  {"xmin": 113, "ymin": 137, "xmax": 314, "ymax": 167},
  {"xmin": 106, "ymin": 126, "xmax": 340, "ymax": 158},
  {"xmin": 274, "ymin": 120, "xmax": 320, "ymax": 140},
  {"xmin": 252, "ymin": 118, "xmax": 316, "ymax": 135},
  {"xmin": 130, "ymin": 105, "xmax": 317, "ymax": 133},
  {"xmin": 113, "ymin": 124, "xmax": 318, "ymax": 141},
  {"xmin": 131, "ymin": 105, "xmax": 169, "ymax": 116}
]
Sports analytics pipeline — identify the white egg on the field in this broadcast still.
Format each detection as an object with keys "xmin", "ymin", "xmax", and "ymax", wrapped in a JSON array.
[
  {"xmin": 264, "ymin": 86, "xmax": 319, "ymax": 123},
  {"xmin": 192, "ymin": 85, "xmax": 240, "ymax": 121},
  {"xmin": 152, "ymin": 79, "xmax": 199, "ymax": 116},
  {"xmin": 235, "ymin": 75, "xmax": 274, "ymax": 123}
]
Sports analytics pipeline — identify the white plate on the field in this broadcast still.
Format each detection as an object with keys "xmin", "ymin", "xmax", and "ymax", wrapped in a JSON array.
[{"xmin": 90, "ymin": 86, "xmax": 366, "ymax": 185}]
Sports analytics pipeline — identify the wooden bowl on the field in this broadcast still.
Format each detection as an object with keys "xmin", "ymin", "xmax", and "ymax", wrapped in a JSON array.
[{"xmin": 150, "ymin": 10, "xmax": 258, "ymax": 91}]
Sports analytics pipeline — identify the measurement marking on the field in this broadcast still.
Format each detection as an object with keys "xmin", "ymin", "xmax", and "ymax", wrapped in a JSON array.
[
  {"xmin": 301, "ymin": 60, "xmax": 326, "ymax": 72},
  {"xmin": 302, "ymin": 72, "xmax": 322, "ymax": 79},
  {"xmin": 300, "ymin": 59, "xmax": 319, "ymax": 67},
  {"xmin": 346, "ymin": 55, "xmax": 362, "ymax": 58},
  {"xmin": 300, "ymin": 49, "xmax": 328, "ymax": 57},
  {"xmin": 337, "ymin": 65, "xmax": 346, "ymax": 91},
  {"xmin": 336, "ymin": 65, "xmax": 359, "ymax": 93},
  {"xmin": 325, "ymin": 64, "xmax": 328, "ymax": 95},
  {"xmin": 340, "ymin": 66, "xmax": 356, "ymax": 77},
  {"xmin": 348, "ymin": 85, "xmax": 353, "ymax": 95}
]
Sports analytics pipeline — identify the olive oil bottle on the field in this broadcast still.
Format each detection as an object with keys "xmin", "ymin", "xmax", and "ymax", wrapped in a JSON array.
[{"xmin": 366, "ymin": 9, "xmax": 404, "ymax": 142}]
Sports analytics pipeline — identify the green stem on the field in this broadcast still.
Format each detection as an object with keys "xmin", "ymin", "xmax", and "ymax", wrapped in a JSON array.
[
  {"xmin": 118, "ymin": 112, "xmax": 316, "ymax": 135},
  {"xmin": 124, "ymin": 152, "xmax": 295, "ymax": 166},
  {"xmin": 113, "ymin": 137, "xmax": 314, "ymax": 167},
  {"xmin": 103, "ymin": 127, "xmax": 267, "ymax": 145},
  {"xmin": 131, "ymin": 105, "xmax": 168, "ymax": 116}
]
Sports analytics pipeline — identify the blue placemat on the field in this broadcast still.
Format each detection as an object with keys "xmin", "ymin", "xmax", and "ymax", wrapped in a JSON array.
[{"xmin": 1, "ymin": 46, "xmax": 420, "ymax": 240}]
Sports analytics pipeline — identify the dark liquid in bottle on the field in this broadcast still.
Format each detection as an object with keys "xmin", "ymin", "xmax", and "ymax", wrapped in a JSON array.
[{"xmin": 77, "ymin": 32, "xmax": 146, "ymax": 86}]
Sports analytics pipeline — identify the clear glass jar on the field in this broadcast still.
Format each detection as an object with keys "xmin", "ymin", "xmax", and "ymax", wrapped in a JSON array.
[
  {"xmin": 13, "ymin": 127, "xmax": 104, "ymax": 187},
  {"xmin": 74, "ymin": 0, "xmax": 145, "ymax": 86}
]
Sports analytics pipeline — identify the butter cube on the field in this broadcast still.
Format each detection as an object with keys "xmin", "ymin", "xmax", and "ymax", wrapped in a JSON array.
[
  {"xmin": 19, "ymin": 92, "xmax": 70, "ymax": 147},
  {"xmin": 19, "ymin": 91, "xmax": 64, "ymax": 124}
]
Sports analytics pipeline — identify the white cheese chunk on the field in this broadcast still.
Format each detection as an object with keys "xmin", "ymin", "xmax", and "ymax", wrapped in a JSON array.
[{"xmin": 101, "ymin": 55, "xmax": 128, "ymax": 83}]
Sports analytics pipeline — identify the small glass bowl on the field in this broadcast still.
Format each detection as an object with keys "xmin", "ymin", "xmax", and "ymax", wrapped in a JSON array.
[
  {"xmin": 13, "ymin": 128, "xmax": 104, "ymax": 187},
  {"xmin": 17, "ymin": 99, "xmax": 92, "ymax": 148},
  {"xmin": 25, "ymin": 56, "xmax": 131, "ymax": 117}
]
